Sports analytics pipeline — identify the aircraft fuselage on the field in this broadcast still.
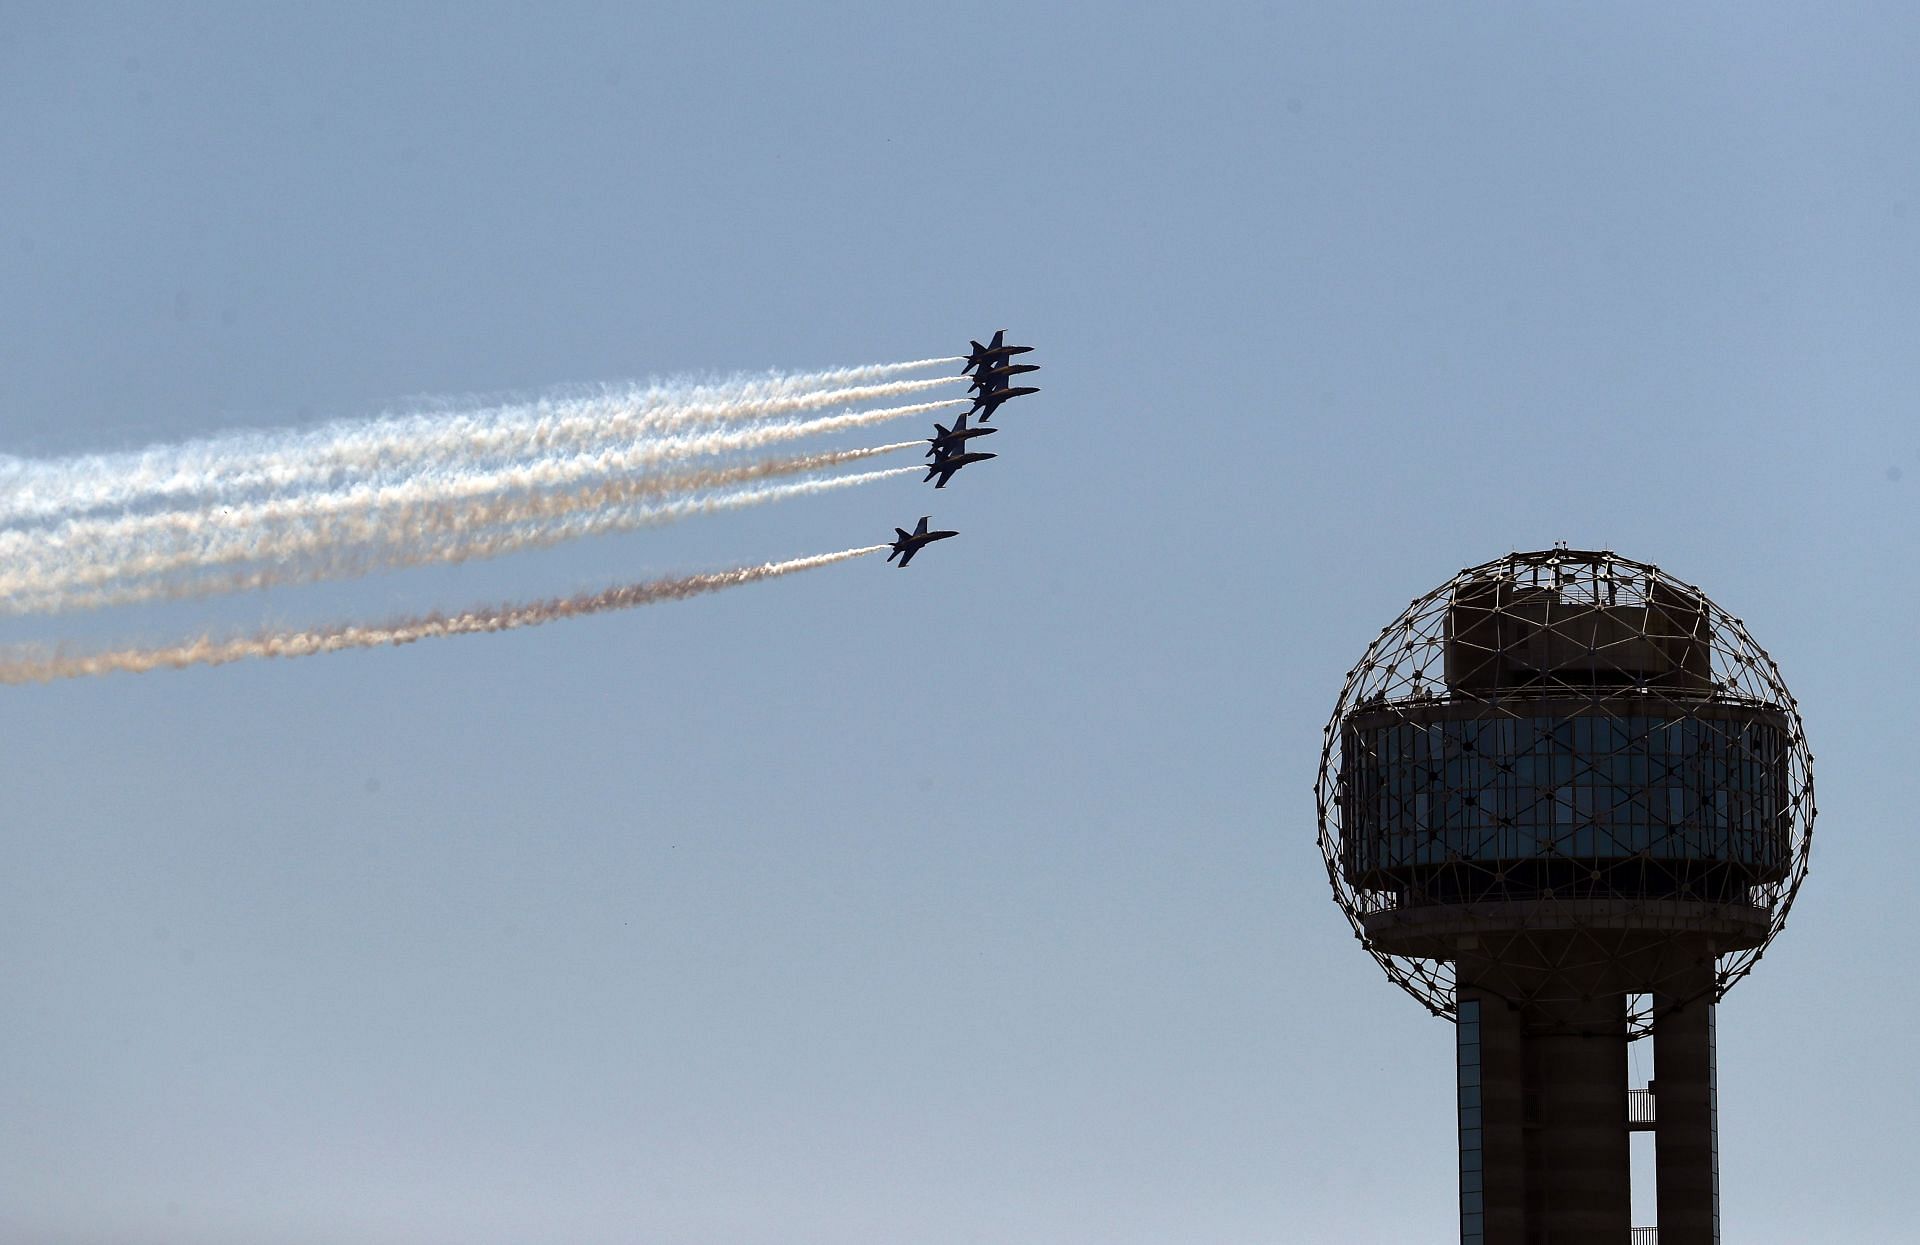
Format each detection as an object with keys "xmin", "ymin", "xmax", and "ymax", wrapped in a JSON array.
[
  {"xmin": 968, "ymin": 363, "xmax": 1040, "ymax": 392},
  {"xmin": 925, "ymin": 450, "xmax": 997, "ymax": 488},
  {"xmin": 926, "ymin": 424, "xmax": 999, "ymax": 457},
  {"xmin": 888, "ymin": 529, "xmax": 958, "ymax": 567},
  {"xmin": 967, "ymin": 386, "xmax": 1039, "ymax": 419},
  {"xmin": 961, "ymin": 331, "xmax": 1035, "ymax": 374}
]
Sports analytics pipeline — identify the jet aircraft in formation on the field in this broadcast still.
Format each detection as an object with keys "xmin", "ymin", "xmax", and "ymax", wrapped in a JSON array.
[
  {"xmin": 959, "ymin": 330, "xmax": 1040, "ymax": 423},
  {"xmin": 959, "ymin": 329, "xmax": 1033, "ymax": 375},
  {"xmin": 927, "ymin": 329, "xmax": 1035, "ymax": 485},
  {"xmin": 888, "ymin": 330, "xmax": 1037, "ymax": 566},
  {"xmin": 966, "ymin": 362, "xmax": 1040, "ymax": 393},
  {"xmin": 887, "ymin": 516, "xmax": 958, "ymax": 567},
  {"xmin": 924, "ymin": 449, "xmax": 996, "ymax": 489},
  {"xmin": 964, "ymin": 385, "xmax": 1039, "ymax": 420},
  {"xmin": 925, "ymin": 412, "xmax": 997, "ymax": 459}
]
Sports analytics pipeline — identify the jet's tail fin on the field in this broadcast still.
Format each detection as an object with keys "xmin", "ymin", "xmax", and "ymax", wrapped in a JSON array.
[{"xmin": 913, "ymin": 516, "xmax": 930, "ymax": 536}]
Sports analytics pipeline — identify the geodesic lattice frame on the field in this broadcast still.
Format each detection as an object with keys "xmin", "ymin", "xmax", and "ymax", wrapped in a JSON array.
[{"xmin": 1316, "ymin": 549, "xmax": 1814, "ymax": 1037}]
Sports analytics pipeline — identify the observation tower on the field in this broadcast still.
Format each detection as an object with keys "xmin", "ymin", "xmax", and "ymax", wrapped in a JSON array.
[{"xmin": 1316, "ymin": 549, "xmax": 1813, "ymax": 1245}]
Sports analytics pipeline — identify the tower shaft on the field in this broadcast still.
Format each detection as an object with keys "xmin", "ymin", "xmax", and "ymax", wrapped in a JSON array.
[
  {"xmin": 1458, "ymin": 952, "xmax": 1632, "ymax": 1244},
  {"xmin": 1450, "ymin": 938, "xmax": 1721, "ymax": 1245},
  {"xmin": 1654, "ymin": 960, "xmax": 1720, "ymax": 1245}
]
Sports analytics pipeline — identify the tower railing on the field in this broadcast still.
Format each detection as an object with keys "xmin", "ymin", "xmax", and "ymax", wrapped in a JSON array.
[{"xmin": 1627, "ymin": 1087, "xmax": 1657, "ymax": 1130}]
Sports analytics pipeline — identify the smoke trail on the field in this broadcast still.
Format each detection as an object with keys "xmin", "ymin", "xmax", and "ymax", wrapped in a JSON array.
[
  {"xmin": 0, "ymin": 400, "xmax": 959, "ymax": 596},
  {"xmin": 10, "ymin": 449, "xmax": 923, "ymax": 615},
  {"xmin": 323, "ymin": 465, "xmax": 919, "ymax": 581},
  {"xmin": 0, "ymin": 546, "xmax": 887, "ymax": 684},
  {"xmin": 3, "ymin": 360, "xmax": 951, "ymax": 499},
  {"xmin": 0, "ymin": 369, "xmax": 961, "ymax": 523}
]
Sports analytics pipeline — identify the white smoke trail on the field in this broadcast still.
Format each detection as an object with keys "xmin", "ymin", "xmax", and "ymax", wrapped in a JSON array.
[
  {"xmin": 3, "ymin": 359, "xmax": 953, "ymax": 501},
  {"xmin": 0, "ymin": 400, "xmax": 959, "ymax": 597},
  {"xmin": 9, "ymin": 450, "xmax": 923, "ymax": 615},
  {"xmin": 0, "ymin": 546, "xmax": 888, "ymax": 684},
  {"xmin": 0, "ymin": 372, "xmax": 959, "ymax": 524},
  {"xmin": 370, "ymin": 465, "xmax": 919, "ymax": 579}
]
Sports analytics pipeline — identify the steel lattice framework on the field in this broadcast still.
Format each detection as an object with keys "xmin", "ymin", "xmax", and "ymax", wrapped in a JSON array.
[{"xmin": 1316, "ymin": 549, "xmax": 1814, "ymax": 1037}]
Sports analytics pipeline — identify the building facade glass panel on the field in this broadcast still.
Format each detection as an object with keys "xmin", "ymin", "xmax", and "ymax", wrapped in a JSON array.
[
  {"xmin": 1340, "ymin": 710, "xmax": 1792, "ymax": 895},
  {"xmin": 1457, "ymin": 1000, "xmax": 1483, "ymax": 1245}
]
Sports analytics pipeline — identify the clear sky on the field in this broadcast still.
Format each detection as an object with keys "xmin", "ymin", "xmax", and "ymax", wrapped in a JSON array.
[{"xmin": 1, "ymin": 5, "xmax": 1914, "ymax": 1242}]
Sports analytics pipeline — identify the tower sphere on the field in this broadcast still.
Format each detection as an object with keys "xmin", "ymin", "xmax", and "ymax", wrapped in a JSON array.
[{"xmin": 1316, "ymin": 549, "xmax": 1813, "ymax": 1037}]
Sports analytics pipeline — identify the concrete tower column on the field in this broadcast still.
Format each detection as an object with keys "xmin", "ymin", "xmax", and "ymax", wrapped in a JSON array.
[
  {"xmin": 1523, "ymin": 993, "xmax": 1630, "ymax": 1243},
  {"xmin": 1655, "ymin": 957, "xmax": 1721, "ymax": 1245},
  {"xmin": 1457, "ymin": 965, "xmax": 1629, "ymax": 1245}
]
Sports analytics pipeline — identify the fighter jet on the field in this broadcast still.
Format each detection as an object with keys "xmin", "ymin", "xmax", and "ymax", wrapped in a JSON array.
[
  {"xmin": 926, "ymin": 412, "xmax": 999, "ymax": 458},
  {"xmin": 960, "ymin": 330, "xmax": 1034, "ymax": 375},
  {"xmin": 967, "ymin": 362, "xmax": 1041, "ymax": 393},
  {"xmin": 966, "ymin": 385, "xmax": 1039, "ymax": 421},
  {"xmin": 923, "ymin": 448, "xmax": 997, "ymax": 488},
  {"xmin": 887, "ymin": 516, "xmax": 958, "ymax": 567}
]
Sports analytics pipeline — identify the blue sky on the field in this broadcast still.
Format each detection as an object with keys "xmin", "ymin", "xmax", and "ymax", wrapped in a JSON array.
[{"xmin": 1, "ymin": 5, "xmax": 1915, "ymax": 1242}]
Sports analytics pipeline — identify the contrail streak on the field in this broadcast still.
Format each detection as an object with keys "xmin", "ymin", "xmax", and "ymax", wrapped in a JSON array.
[
  {"xmin": 333, "ymin": 465, "xmax": 919, "ymax": 581},
  {"xmin": 0, "ymin": 546, "xmax": 888, "ymax": 684},
  {"xmin": 0, "ymin": 368, "xmax": 960, "ymax": 523},
  {"xmin": 0, "ymin": 400, "xmax": 960, "ymax": 596},
  {"xmin": 9, "ymin": 449, "xmax": 923, "ymax": 615}
]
